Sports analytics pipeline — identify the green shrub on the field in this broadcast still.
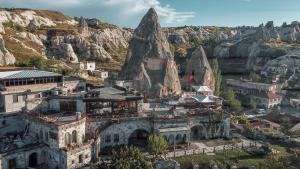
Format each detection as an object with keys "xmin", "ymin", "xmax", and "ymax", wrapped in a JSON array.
[{"xmin": 16, "ymin": 56, "xmax": 48, "ymax": 69}]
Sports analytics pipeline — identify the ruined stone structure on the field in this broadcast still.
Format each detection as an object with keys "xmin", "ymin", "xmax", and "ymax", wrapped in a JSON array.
[
  {"xmin": 120, "ymin": 8, "xmax": 181, "ymax": 97},
  {"xmin": 87, "ymin": 108, "xmax": 230, "ymax": 149},
  {"xmin": 0, "ymin": 112, "xmax": 100, "ymax": 169},
  {"xmin": 0, "ymin": 68, "xmax": 230, "ymax": 169}
]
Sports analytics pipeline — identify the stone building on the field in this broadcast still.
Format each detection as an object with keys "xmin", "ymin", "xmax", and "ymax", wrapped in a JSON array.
[
  {"xmin": 226, "ymin": 79, "xmax": 280, "ymax": 95},
  {"xmin": 0, "ymin": 68, "xmax": 231, "ymax": 168},
  {"xmin": 290, "ymin": 98, "xmax": 300, "ymax": 109},
  {"xmin": 0, "ymin": 112, "xmax": 100, "ymax": 169},
  {"xmin": 43, "ymin": 85, "xmax": 230, "ymax": 151},
  {"xmin": 0, "ymin": 70, "xmax": 63, "ymax": 113},
  {"xmin": 250, "ymin": 92, "xmax": 282, "ymax": 109},
  {"xmin": 70, "ymin": 62, "xmax": 95, "ymax": 71}
]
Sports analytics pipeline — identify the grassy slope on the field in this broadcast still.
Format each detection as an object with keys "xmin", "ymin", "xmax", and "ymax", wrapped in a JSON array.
[{"xmin": 174, "ymin": 145, "xmax": 289, "ymax": 169}]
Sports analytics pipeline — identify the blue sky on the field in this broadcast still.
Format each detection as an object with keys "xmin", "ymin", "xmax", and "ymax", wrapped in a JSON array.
[{"xmin": 1, "ymin": 0, "xmax": 300, "ymax": 28}]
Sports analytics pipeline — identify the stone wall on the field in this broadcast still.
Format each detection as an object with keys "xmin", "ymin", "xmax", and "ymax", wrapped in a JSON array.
[
  {"xmin": 96, "ymin": 115, "xmax": 230, "ymax": 148},
  {"xmin": 0, "ymin": 113, "xmax": 25, "ymax": 136},
  {"xmin": 60, "ymin": 143, "xmax": 93, "ymax": 169},
  {"xmin": 4, "ymin": 83, "xmax": 60, "ymax": 93},
  {"xmin": 57, "ymin": 118, "xmax": 86, "ymax": 148},
  {"xmin": 25, "ymin": 98, "xmax": 49, "ymax": 112},
  {"xmin": 0, "ymin": 145, "xmax": 46, "ymax": 169},
  {"xmin": 97, "ymin": 118, "xmax": 152, "ymax": 148},
  {"xmin": 49, "ymin": 99, "xmax": 86, "ymax": 113}
]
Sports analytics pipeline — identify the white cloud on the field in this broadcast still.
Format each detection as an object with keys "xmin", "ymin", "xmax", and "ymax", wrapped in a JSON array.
[
  {"xmin": 101, "ymin": 0, "xmax": 195, "ymax": 24},
  {"xmin": 0, "ymin": 0, "xmax": 195, "ymax": 26}
]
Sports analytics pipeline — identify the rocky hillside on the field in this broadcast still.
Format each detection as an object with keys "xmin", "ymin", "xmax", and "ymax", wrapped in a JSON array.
[
  {"xmin": 0, "ymin": 8, "xmax": 299, "ymax": 83},
  {"xmin": 0, "ymin": 8, "xmax": 131, "ymax": 73}
]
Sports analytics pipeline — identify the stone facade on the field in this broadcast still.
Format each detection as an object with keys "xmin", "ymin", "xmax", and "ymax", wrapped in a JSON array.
[
  {"xmin": 88, "ymin": 112, "xmax": 230, "ymax": 149},
  {"xmin": 0, "ymin": 112, "xmax": 100, "ymax": 169}
]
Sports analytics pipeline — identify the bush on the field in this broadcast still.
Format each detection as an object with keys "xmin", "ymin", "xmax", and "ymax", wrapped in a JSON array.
[
  {"xmin": 148, "ymin": 134, "xmax": 168, "ymax": 158},
  {"xmin": 249, "ymin": 72, "xmax": 261, "ymax": 82},
  {"xmin": 16, "ymin": 56, "xmax": 47, "ymax": 69},
  {"xmin": 222, "ymin": 88, "xmax": 243, "ymax": 112}
]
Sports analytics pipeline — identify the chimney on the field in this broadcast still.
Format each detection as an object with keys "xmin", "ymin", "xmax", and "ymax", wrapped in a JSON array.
[{"xmin": 76, "ymin": 112, "xmax": 82, "ymax": 120}]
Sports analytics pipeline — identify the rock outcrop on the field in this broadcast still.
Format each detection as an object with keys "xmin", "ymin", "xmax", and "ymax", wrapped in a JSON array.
[
  {"xmin": 61, "ymin": 43, "xmax": 78, "ymax": 63},
  {"xmin": 185, "ymin": 46, "xmax": 215, "ymax": 90},
  {"xmin": 0, "ymin": 35, "xmax": 15, "ymax": 65},
  {"xmin": 0, "ymin": 23, "xmax": 4, "ymax": 34},
  {"xmin": 78, "ymin": 17, "xmax": 89, "ymax": 36},
  {"xmin": 48, "ymin": 35, "xmax": 111, "ymax": 61},
  {"xmin": 0, "ymin": 10, "xmax": 56, "ymax": 27},
  {"xmin": 120, "ymin": 8, "xmax": 181, "ymax": 97}
]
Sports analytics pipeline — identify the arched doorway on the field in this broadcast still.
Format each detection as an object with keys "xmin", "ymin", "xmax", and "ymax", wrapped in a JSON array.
[
  {"xmin": 128, "ymin": 129, "xmax": 149, "ymax": 147},
  {"xmin": 191, "ymin": 125, "xmax": 205, "ymax": 140},
  {"xmin": 72, "ymin": 130, "xmax": 77, "ymax": 143},
  {"xmin": 28, "ymin": 152, "xmax": 38, "ymax": 167}
]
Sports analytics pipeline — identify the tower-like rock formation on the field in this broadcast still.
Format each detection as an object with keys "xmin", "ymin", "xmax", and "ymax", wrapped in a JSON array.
[
  {"xmin": 120, "ymin": 8, "xmax": 181, "ymax": 97},
  {"xmin": 185, "ymin": 46, "xmax": 215, "ymax": 90},
  {"xmin": 78, "ymin": 17, "xmax": 89, "ymax": 36}
]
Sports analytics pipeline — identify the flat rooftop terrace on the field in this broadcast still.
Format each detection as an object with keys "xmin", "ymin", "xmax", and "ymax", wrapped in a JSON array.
[{"xmin": 21, "ymin": 111, "xmax": 86, "ymax": 126}]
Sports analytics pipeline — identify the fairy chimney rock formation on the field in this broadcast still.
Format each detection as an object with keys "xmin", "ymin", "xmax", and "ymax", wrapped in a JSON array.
[
  {"xmin": 185, "ymin": 46, "xmax": 215, "ymax": 90},
  {"xmin": 120, "ymin": 8, "xmax": 181, "ymax": 97},
  {"xmin": 78, "ymin": 17, "xmax": 89, "ymax": 36}
]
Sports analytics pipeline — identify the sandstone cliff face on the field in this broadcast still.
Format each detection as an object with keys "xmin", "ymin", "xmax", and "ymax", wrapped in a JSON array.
[
  {"xmin": 120, "ymin": 8, "xmax": 181, "ymax": 97},
  {"xmin": 0, "ymin": 34, "xmax": 15, "ymax": 65},
  {"xmin": 185, "ymin": 46, "xmax": 215, "ymax": 90}
]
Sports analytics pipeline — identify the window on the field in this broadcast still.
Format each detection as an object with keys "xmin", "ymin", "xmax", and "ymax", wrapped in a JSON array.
[
  {"xmin": 79, "ymin": 154, "xmax": 83, "ymax": 163},
  {"xmin": 2, "ymin": 120, "xmax": 6, "ymax": 125},
  {"xmin": 65, "ymin": 133, "xmax": 70, "ymax": 145},
  {"xmin": 13, "ymin": 95, "xmax": 18, "ymax": 103},
  {"xmin": 40, "ymin": 130, "xmax": 43, "ymax": 140},
  {"xmin": 45, "ymin": 132, "xmax": 49, "ymax": 141},
  {"xmin": 35, "ymin": 94, "xmax": 41, "ymax": 98},
  {"xmin": 49, "ymin": 131, "xmax": 58, "ymax": 140},
  {"xmin": 72, "ymin": 130, "xmax": 77, "ymax": 143},
  {"xmin": 23, "ymin": 95, "xmax": 27, "ymax": 101},
  {"xmin": 60, "ymin": 101, "xmax": 77, "ymax": 112},
  {"xmin": 85, "ymin": 154, "xmax": 89, "ymax": 159},
  {"xmin": 105, "ymin": 135, "xmax": 111, "ymax": 143},
  {"xmin": 114, "ymin": 134, "xmax": 119, "ymax": 143},
  {"xmin": 72, "ymin": 160, "xmax": 75, "ymax": 164}
]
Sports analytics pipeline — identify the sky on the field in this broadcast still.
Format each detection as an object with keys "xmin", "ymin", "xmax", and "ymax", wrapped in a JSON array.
[{"xmin": 1, "ymin": 0, "xmax": 300, "ymax": 28}]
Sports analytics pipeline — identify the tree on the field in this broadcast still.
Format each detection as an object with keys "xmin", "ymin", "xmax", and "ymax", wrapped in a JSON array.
[
  {"xmin": 98, "ymin": 146, "xmax": 153, "ymax": 169},
  {"xmin": 211, "ymin": 59, "xmax": 222, "ymax": 96},
  {"xmin": 249, "ymin": 72, "xmax": 261, "ymax": 82},
  {"xmin": 147, "ymin": 134, "xmax": 168, "ymax": 158},
  {"xmin": 222, "ymin": 88, "xmax": 243, "ymax": 113},
  {"xmin": 250, "ymin": 100, "xmax": 257, "ymax": 110},
  {"xmin": 29, "ymin": 56, "xmax": 47, "ymax": 69},
  {"xmin": 16, "ymin": 56, "xmax": 47, "ymax": 70},
  {"xmin": 282, "ymin": 81, "xmax": 289, "ymax": 89}
]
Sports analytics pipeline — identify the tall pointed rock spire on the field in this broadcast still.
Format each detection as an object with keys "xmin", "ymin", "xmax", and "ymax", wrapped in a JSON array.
[{"xmin": 120, "ymin": 8, "xmax": 181, "ymax": 97}]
